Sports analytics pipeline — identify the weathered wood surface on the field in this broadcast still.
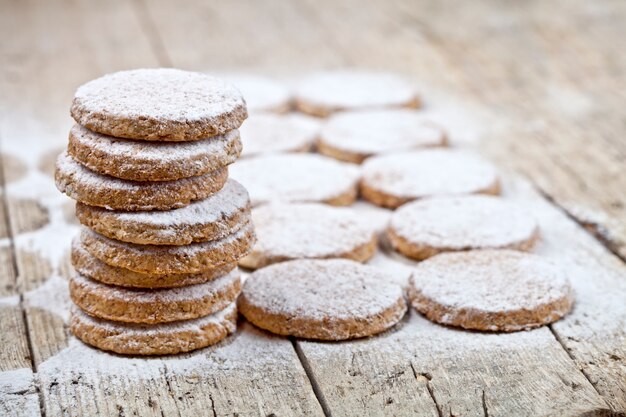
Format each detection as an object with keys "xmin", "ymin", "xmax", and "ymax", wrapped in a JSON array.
[{"xmin": 1, "ymin": 0, "xmax": 625, "ymax": 416}]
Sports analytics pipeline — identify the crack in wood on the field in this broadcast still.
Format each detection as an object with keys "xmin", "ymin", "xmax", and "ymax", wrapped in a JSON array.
[
  {"xmin": 409, "ymin": 362, "xmax": 442, "ymax": 417},
  {"xmin": 292, "ymin": 338, "xmax": 333, "ymax": 417},
  {"xmin": 481, "ymin": 389, "xmax": 489, "ymax": 417}
]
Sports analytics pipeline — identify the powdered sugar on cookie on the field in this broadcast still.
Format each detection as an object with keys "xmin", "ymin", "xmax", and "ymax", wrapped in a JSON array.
[{"xmin": 240, "ymin": 114, "xmax": 319, "ymax": 157}]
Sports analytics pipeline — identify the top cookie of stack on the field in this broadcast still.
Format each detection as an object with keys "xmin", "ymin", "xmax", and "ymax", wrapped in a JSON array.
[{"xmin": 55, "ymin": 68, "xmax": 254, "ymax": 355}]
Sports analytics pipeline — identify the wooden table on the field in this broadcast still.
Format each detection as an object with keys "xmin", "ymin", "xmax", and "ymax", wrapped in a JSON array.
[{"xmin": 1, "ymin": 1, "xmax": 625, "ymax": 416}]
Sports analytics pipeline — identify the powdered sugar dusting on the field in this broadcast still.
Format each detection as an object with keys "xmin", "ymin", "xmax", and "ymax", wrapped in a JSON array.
[
  {"xmin": 220, "ymin": 74, "xmax": 291, "ymax": 113},
  {"xmin": 248, "ymin": 203, "xmax": 377, "ymax": 259},
  {"xmin": 410, "ymin": 250, "xmax": 572, "ymax": 312},
  {"xmin": 243, "ymin": 259, "xmax": 404, "ymax": 321},
  {"xmin": 320, "ymin": 109, "xmax": 446, "ymax": 156},
  {"xmin": 362, "ymin": 149, "xmax": 499, "ymax": 198},
  {"xmin": 230, "ymin": 153, "xmax": 360, "ymax": 205},
  {"xmin": 390, "ymin": 195, "xmax": 538, "ymax": 250},
  {"xmin": 24, "ymin": 274, "xmax": 72, "ymax": 322},
  {"xmin": 240, "ymin": 113, "xmax": 319, "ymax": 157}
]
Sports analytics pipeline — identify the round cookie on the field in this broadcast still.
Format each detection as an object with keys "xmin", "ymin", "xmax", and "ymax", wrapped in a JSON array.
[
  {"xmin": 70, "ymin": 269, "xmax": 241, "ymax": 324},
  {"xmin": 71, "ymin": 238, "xmax": 237, "ymax": 288},
  {"xmin": 68, "ymin": 124, "xmax": 242, "ymax": 181},
  {"xmin": 240, "ymin": 114, "xmax": 319, "ymax": 157},
  {"xmin": 230, "ymin": 153, "xmax": 360, "ymax": 206},
  {"xmin": 221, "ymin": 74, "xmax": 291, "ymax": 113},
  {"xmin": 387, "ymin": 195, "xmax": 539, "ymax": 260},
  {"xmin": 71, "ymin": 68, "xmax": 247, "ymax": 141},
  {"xmin": 239, "ymin": 203, "xmax": 378, "ymax": 269},
  {"xmin": 55, "ymin": 151, "xmax": 227, "ymax": 211},
  {"xmin": 318, "ymin": 109, "xmax": 447, "ymax": 163},
  {"xmin": 361, "ymin": 149, "xmax": 500, "ymax": 208},
  {"xmin": 408, "ymin": 250, "xmax": 574, "ymax": 332},
  {"xmin": 294, "ymin": 71, "xmax": 420, "ymax": 117},
  {"xmin": 239, "ymin": 259, "xmax": 407, "ymax": 340},
  {"xmin": 70, "ymin": 302, "xmax": 238, "ymax": 355},
  {"xmin": 75, "ymin": 179, "xmax": 251, "ymax": 245},
  {"xmin": 80, "ymin": 222, "xmax": 255, "ymax": 275}
]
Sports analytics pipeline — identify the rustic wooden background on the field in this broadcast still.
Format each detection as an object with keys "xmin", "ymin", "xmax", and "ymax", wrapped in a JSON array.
[{"xmin": 0, "ymin": 0, "xmax": 625, "ymax": 416}]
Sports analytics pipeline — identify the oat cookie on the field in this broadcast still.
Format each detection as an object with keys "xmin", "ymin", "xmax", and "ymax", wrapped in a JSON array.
[
  {"xmin": 240, "ymin": 114, "xmax": 319, "ymax": 157},
  {"xmin": 239, "ymin": 259, "xmax": 407, "ymax": 340},
  {"xmin": 221, "ymin": 74, "xmax": 291, "ymax": 113},
  {"xmin": 239, "ymin": 203, "xmax": 377, "ymax": 269},
  {"xmin": 70, "ymin": 302, "xmax": 238, "ymax": 355},
  {"xmin": 71, "ymin": 238, "xmax": 237, "ymax": 288},
  {"xmin": 80, "ymin": 222, "xmax": 255, "ymax": 275},
  {"xmin": 361, "ymin": 149, "xmax": 500, "ymax": 208},
  {"xmin": 70, "ymin": 269, "xmax": 241, "ymax": 324},
  {"xmin": 55, "ymin": 151, "xmax": 227, "ymax": 211},
  {"xmin": 387, "ymin": 195, "xmax": 539, "ymax": 260},
  {"xmin": 71, "ymin": 69, "xmax": 247, "ymax": 141},
  {"xmin": 230, "ymin": 153, "xmax": 360, "ymax": 206},
  {"xmin": 294, "ymin": 71, "xmax": 420, "ymax": 117},
  {"xmin": 76, "ymin": 179, "xmax": 251, "ymax": 245},
  {"xmin": 68, "ymin": 124, "xmax": 242, "ymax": 181},
  {"xmin": 318, "ymin": 109, "xmax": 446, "ymax": 163},
  {"xmin": 408, "ymin": 250, "xmax": 574, "ymax": 332}
]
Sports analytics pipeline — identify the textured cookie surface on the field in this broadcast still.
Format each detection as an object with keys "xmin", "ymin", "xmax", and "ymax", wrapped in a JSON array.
[
  {"xmin": 388, "ymin": 195, "xmax": 539, "ymax": 260},
  {"xmin": 55, "ymin": 151, "xmax": 227, "ymax": 211},
  {"xmin": 68, "ymin": 124, "xmax": 242, "ymax": 181},
  {"xmin": 80, "ymin": 222, "xmax": 255, "ymax": 275},
  {"xmin": 70, "ymin": 269, "xmax": 241, "ymax": 323},
  {"xmin": 230, "ymin": 153, "xmax": 360, "ymax": 206},
  {"xmin": 294, "ymin": 71, "xmax": 420, "ymax": 116},
  {"xmin": 70, "ymin": 68, "xmax": 247, "ymax": 141},
  {"xmin": 239, "ymin": 259, "xmax": 407, "ymax": 340},
  {"xmin": 76, "ymin": 179, "xmax": 251, "ymax": 245},
  {"xmin": 221, "ymin": 74, "xmax": 291, "ymax": 113},
  {"xmin": 318, "ymin": 109, "xmax": 446, "ymax": 163},
  {"xmin": 361, "ymin": 149, "xmax": 500, "ymax": 208},
  {"xmin": 71, "ymin": 302, "xmax": 238, "ymax": 355},
  {"xmin": 71, "ymin": 237, "xmax": 237, "ymax": 288},
  {"xmin": 239, "ymin": 203, "xmax": 378, "ymax": 269},
  {"xmin": 408, "ymin": 250, "xmax": 574, "ymax": 332},
  {"xmin": 240, "ymin": 114, "xmax": 319, "ymax": 157}
]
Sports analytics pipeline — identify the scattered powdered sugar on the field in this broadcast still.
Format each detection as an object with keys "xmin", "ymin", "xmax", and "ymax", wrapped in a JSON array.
[
  {"xmin": 243, "ymin": 259, "xmax": 404, "ymax": 321},
  {"xmin": 350, "ymin": 201, "xmax": 393, "ymax": 232},
  {"xmin": 70, "ymin": 124, "xmax": 240, "ymax": 161},
  {"xmin": 248, "ymin": 203, "xmax": 377, "ymax": 259},
  {"xmin": 0, "ymin": 295, "xmax": 20, "ymax": 307},
  {"xmin": 90, "ymin": 179, "xmax": 249, "ymax": 227},
  {"xmin": 0, "ymin": 368, "xmax": 35, "ymax": 394},
  {"xmin": 24, "ymin": 274, "xmax": 72, "ymax": 322},
  {"xmin": 73, "ymin": 69, "xmax": 245, "ymax": 122},
  {"xmin": 240, "ymin": 113, "xmax": 320, "ymax": 157},
  {"xmin": 295, "ymin": 71, "xmax": 418, "ymax": 111},
  {"xmin": 390, "ymin": 195, "xmax": 539, "ymax": 249},
  {"xmin": 230, "ymin": 153, "xmax": 360, "ymax": 205},
  {"xmin": 410, "ymin": 250, "xmax": 573, "ymax": 312},
  {"xmin": 362, "ymin": 149, "xmax": 499, "ymax": 198},
  {"xmin": 219, "ymin": 74, "xmax": 292, "ymax": 113},
  {"xmin": 320, "ymin": 109, "xmax": 446, "ymax": 155},
  {"xmin": 71, "ymin": 269, "xmax": 240, "ymax": 303}
]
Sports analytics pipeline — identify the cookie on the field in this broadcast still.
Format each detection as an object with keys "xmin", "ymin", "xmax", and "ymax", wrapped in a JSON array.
[
  {"xmin": 240, "ymin": 114, "xmax": 319, "ymax": 157},
  {"xmin": 71, "ymin": 69, "xmax": 247, "ymax": 141},
  {"xmin": 239, "ymin": 203, "xmax": 377, "ymax": 269},
  {"xmin": 230, "ymin": 153, "xmax": 360, "ymax": 206},
  {"xmin": 75, "ymin": 179, "xmax": 251, "ymax": 245},
  {"xmin": 80, "ymin": 222, "xmax": 255, "ymax": 275},
  {"xmin": 221, "ymin": 74, "xmax": 291, "ymax": 113},
  {"xmin": 239, "ymin": 259, "xmax": 407, "ymax": 340},
  {"xmin": 68, "ymin": 124, "xmax": 242, "ymax": 181},
  {"xmin": 70, "ymin": 269, "xmax": 241, "ymax": 324},
  {"xmin": 408, "ymin": 250, "xmax": 574, "ymax": 332},
  {"xmin": 70, "ymin": 302, "xmax": 238, "ymax": 355},
  {"xmin": 360, "ymin": 149, "xmax": 500, "ymax": 208},
  {"xmin": 387, "ymin": 195, "xmax": 539, "ymax": 260},
  {"xmin": 71, "ymin": 238, "xmax": 237, "ymax": 288},
  {"xmin": 294, "ymin": 71, "xmax": 420, "ymax": 117},
  {"xmin": 318, "ymin": 109, "xmax": 447, "ymax": 163},
  {"xmin": 55, "ymin": 151, "xmax": 227, "ymax": 211}
]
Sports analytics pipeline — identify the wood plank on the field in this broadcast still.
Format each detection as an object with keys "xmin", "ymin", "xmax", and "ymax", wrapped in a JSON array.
[{"xmin": 298, "ymin": 174, "xmax": 621, "ymax": 416}]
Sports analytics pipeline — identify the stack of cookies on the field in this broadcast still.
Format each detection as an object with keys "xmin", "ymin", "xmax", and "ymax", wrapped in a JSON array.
[{"xmin": 55, "ymin": 68, "xmax": 255, "ymax": 355}]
